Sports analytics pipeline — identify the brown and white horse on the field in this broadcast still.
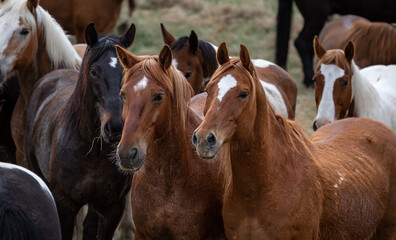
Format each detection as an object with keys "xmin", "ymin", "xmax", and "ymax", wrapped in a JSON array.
[
  {"xmin": 319, "ymin": 15, "xmax": 396, "ymax": 68},
  {"xmin": 0, "ymin": 0, "xmax": 81, "ymax": 168},
  {"xmin": 312, "ymin": 36, "xmax": 396, "ymax": 132},
  {"xmin": 115, "ymin": 45, "xmax": 226, "ymax": 239},
  {"xmin": 161, "ymin": 24, "xmax": 298, "ymax": 119},
  {"xmin": 193, "ymin": 43, "xmax": 396, "ymax": 239}
]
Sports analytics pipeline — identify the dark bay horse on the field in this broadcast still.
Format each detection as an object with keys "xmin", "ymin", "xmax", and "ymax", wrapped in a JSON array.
[
  {"xmin": 161, "ymin": 24, "xmax": 298, "ymax": 119},
  {"xmin": 276, "ymin": 0, "xmax": 396, "ymax": 87},
  {"xmin": 24, "ymin": 23, "xmax": 135, "ymax": 239},
  {"xmin": 312, "ymin": 36, "xmax": 396, "ymax": 132},
  {"xmin": 0, "ymin": 0, "xmax": 82, "ymax": 168},
  {"xmin": 40, "ymin": 0, "xmax": 136, "ymax": 43},
  {"xmin": 193, "ymin": 43, "xmax": 396, "ymax": 239},
  {"xmin": 319, "ymin": 15, "xmax": 396, "ymax": 68},
  {"xmin": 0, "ymin": 162, "xmax": 61, "ymax": 240},
  {"xmin": 115, "ymin": 45, "xmax": 226, "ymax": 239}
]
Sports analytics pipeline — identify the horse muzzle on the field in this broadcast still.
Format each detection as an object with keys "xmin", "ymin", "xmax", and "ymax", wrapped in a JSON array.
[
  {"xmin": 116, "ymin": 145, "xmax": 146, "ymax": 172},
  {"xmin": 192, "ymin": 130, "xmax": 221, "ymax": 159}
]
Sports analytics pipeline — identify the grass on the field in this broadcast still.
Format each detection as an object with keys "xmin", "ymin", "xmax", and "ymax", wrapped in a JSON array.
[{"xmin": 115, "ymin": 0, "xmax": 316, "ymax": 136}]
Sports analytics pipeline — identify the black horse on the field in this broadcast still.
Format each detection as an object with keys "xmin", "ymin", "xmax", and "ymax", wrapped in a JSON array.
[
  {"xmin": 0, "ymin": 162, "xmax": 61, "ymax": 240},
  {"xmin": 276, "ymin": 0, "xmax": 396, "ymax": 87},
  {"xmin": 24, "ymin": 23, "xmax": 135, "ymax": 240}
]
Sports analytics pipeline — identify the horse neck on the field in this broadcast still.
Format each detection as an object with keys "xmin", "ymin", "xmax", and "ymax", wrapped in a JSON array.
[{"xmin": 351, "ymin": 60, "xmax": 380, "ymax": 116}]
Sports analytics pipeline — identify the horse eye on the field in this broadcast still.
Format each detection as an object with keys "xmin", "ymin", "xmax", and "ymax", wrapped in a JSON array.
[
  {"xmin": 238, "ymin": 91, "xmax": 249, "ymax": 99},
  {"xmin": 184, "ymin": 72, "xmax": 192, "ymax": 79},
  {"xmin": 20, "ymin": 28, "xmax": 30, "ymax": 36},
  {"xmin": 89, "ymin": 69, "xmax": 98, "ymax": 78},
  {"xmin": 153, "ymin": 92, "xmax": 164, "ymax": 102},
  {"xmin": 341, "ymin": 79, "xmax": 349, "ymax": 88}
]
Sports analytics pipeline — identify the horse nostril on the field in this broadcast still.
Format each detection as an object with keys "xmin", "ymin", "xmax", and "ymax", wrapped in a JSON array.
[
  {"xmin": 104, "ymin": 122, "xmax": 112, "ymax": 136},
  {"xmin": 206, "ymin": 133, "xmax": 217, "ymax": 147},
  {"xmin": 130, "ymin": 147, "xmax": 138, "ymax": 160},
  {"xmin": 313, "ymin": 120, "xmax": 318, "ymax": 131},
  {"xmin": 192, "ymin": 131, "xmax": 198, "ymax": 146}
]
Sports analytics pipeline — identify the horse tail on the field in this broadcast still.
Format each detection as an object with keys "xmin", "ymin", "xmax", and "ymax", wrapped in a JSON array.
[
  {"xmin": 275, "ymin": 0, "xmax": 293, "ymax": 69},
  {"xmin": 0, "ymin": 201, "xmax": 40, "ymax": 240}
]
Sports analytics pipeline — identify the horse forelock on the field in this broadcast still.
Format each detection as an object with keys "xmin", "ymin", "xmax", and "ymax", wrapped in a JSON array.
[{"xmin": 317, "ymin": 50, "xmax": 351, "ymax": 74}]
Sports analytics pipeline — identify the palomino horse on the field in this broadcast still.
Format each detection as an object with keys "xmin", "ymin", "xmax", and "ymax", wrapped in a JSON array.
[
  {"xmin": 312, "ymin": 36, "xmax": 396, "ymax": 132},
  {"xmin": 193, "ymin": 43, "xmax": 396, "ymax": 239},
  {"xmin": 276, "ymin": 0, "xmax": 396, "ymax": 87},
  {"xmin": 24, "ymin": 23, "xmax": 135, "ymax": 239},
  {"xmin": 161, "ymin": 24, "xmax": 298, "ymax": 119},
  {"xmin": 0, "ymin": 0, "xmax": 82, "ymax": 168},
  {"xmin": 40, "ymin": 0, "xmax": 136, "ymax": 43},
  {"xmin": 115, "ymin": 45, "xmax": 226, "ymax": 239},
  {"xmin": 319, "ymin": 16, "xmax": 396, "ymax": 68},
  {"xmin": 0, "ymin": 162, "xmax": 61, "ymax": 240}
]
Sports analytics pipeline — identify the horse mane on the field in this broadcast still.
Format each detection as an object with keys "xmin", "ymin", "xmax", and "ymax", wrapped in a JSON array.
[
  {"xmin": 123, "ymin": 56, "xmax": 194, "ymax": 130},
  {"xmin": 0, "ymin": 200, "xmax": 40, "ymax": 240}
]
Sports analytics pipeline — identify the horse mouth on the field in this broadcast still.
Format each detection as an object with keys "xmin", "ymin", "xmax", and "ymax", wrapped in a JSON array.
[{"xmin": 196, "ymin": 146, "xmax": 220, "ymax": 160}]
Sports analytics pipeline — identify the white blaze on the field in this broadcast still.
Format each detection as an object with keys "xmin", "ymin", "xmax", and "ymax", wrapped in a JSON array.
[
  {"xmin": 217, "ymin": 74, "xmax": 237, "ymax": 102},
  {"xmin": 134, "ymin": 76, "xmax": 148, "ymax": 92},
  {"xmin": 109, "ymin": 57, "xmax": 118, "ymax": 68}
]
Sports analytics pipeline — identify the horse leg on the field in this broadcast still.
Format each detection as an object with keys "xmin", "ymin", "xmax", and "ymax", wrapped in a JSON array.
[
  {"xmin": 294, "ymin": 1, "xmax": 331, "ymax": 87},
  {"xmin": 83, "ymin": 205, "xmax": 100, "ymax": 239},
  {"xmin": 96, "ymin": 199, "xmax": 126, "ymax": 240},
  {"xmin": 73, "ymin": 204, "xmax": 88, "ymax": 240},
  {"xmin": 114, "ymin": 188, "xmax": 135, "ymax": 240},
  {"xmin": 56, "ymin": 199, "xmax": 79, "ymax": 240}
]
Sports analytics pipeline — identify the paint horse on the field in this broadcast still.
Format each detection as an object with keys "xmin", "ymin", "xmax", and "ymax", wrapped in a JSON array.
[
  {"xmin": 0, "ymin": 0, "xmax": 82, "ymax": 168},
  {"xmin": 40, "ymin": 0, "xmax": 136, "ymax": 43},
  {"xmin": 24, "ymin": 23, "xmax": 135, "ymax": 239},
  {"xmin": 312, "ymin": 36, "xmax": 396, "ymax": 132},
  {"xmin": 161, "ymin": 24, "xmax": 297, "ymax": 119},
  {"xmin": 0, "ymin": 162, "xmax": 61, "ymax": 240},
  {"xmin": 115, "ymin": 45, "xmax": 226, "ymax": 239},
  {"xmin": 276, "ymin": 0, "xmax": 396, "ymax": 87},
  {"xmin": 319, "ymin": 15, "xmax": 396, "ymax": 68},
  {"xmin": 193, "ymin": 42, "xmax": 396, "ymax": 239}
]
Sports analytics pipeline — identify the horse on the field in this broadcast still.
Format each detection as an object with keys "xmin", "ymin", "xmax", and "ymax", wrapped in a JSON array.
[
  {"xmin": 0, "ymin": 162, "xmax": 61, "ymax": 240},
  {"xmin": 312, "ymin": 36, "xmax": 396, "ymax": 132},
  {"xmin": 192, "ymin": 42, "xmax": 396, "ymax": 239},
  {"xmin": 24, "ymin": 23, "xmax": 135, "ymax": 239},
  {"xmin": 115, "ymin": 44, "xmax": 226, "ymax": 239},
  {"xmin": 0, "ymin": 0, "xmax": 82, "ymax": 169},
  {"xmin": 161, "ymin": 24, "xmax": 298, "ymax": 119},
  {"xmin": 276, "ymin": 0, "xmax": 396, "ymax": 87},
  {"xmin": 319, "ymin": 16, "xmax": 396, "ymax": 68},
  {"xmin": 40, "ymin": 0, "xmax": 136, "ymax": 43}
]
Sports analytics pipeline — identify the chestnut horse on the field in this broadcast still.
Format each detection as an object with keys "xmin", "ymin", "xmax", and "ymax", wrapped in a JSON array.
[
  {"xmin": 319, "ymin": 16, "xmax": 396, "ymax": 68},
  {"xmin": 0, "ymin": 0, "xmax": 82, "ymax": 169},
  {"xmin": 193, "ymin": 43, "xmax": 396, "ymax": 239},
  {"xmin": 40, "ymin": 0, "xmax": 136, "ymax": 43},
  {"xmin": 276, "ymin": 0, "xmax": 396, "ymax": 87},
  {"xmin": 161, "ymin": 24, "xmax": 297, "ymax": 119},
  {"xmin": 312, "ymin": 36, "xmax": 396, "ymax": 132},
  {"xmin": 115, "ymin": 45, "xmax": 226, "ymax": 239},
  {"xmin": 0, "ymin": 162, "xmax": 61, "ymax": 240},
  {"xmin": 24, "ymin": 23, "xmax": 135, "ymax": 239}
]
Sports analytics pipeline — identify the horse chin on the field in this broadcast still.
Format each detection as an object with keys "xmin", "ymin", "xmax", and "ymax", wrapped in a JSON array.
[{"xmin": 196, "ymin": 145, "xmax": 221, "ymax": 160}]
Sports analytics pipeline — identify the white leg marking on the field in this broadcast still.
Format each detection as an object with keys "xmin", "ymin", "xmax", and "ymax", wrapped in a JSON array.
[
  {"xmin": 217, "ymin": 74, "xmax": 237, "ymax": 102},
  {"xmin": 134, "ymin": 76, "xmax": 148, "ymax": 92}
]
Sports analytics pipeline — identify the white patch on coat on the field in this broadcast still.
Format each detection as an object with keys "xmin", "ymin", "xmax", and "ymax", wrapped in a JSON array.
[
  {"xmin": 314, "ymin": 64, "xmax": 345, "ymax": 123},
  {"xmin": 217, "ymin": 74, "xmax": 237, "ymax": 102},
  {"xmin": 252, "ymin": 59, "xmax": 274, "ymax": 68},
  {"xmin": 208, "ymin": 42, "xmax": 218, "ymax": 53},
  {"xmin": 260, "ymin": 80, "xmax": 288, "ymax": 119},
  {"xmin": 172, "ymin": 59, "xmax": 178, "ymax": 69},
  {"xmin": 134, "ymin": 76, "xmax": 148, "ymax": 92},
  {"xmin": 109, "ymin": 57, "xmax": 118, "ymax": 68}
]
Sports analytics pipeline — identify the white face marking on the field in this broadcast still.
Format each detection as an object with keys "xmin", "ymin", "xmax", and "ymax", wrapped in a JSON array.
[
  {"xmin": 252, "ymin": 59, "xmax": 274, "ymax": 68},
  {"xmin": 109, "ymin": 57, "xmax": 118, "ymax": 68},
  {"xmin": 0, "ymin": 162, "xmax": 54, "ymax": 201},
  {"xmin": 259, "ymin": 80, "xmax": 288, "ymax": 118},
  {"xmin": 217, "ymin": 74, "xmax": 237, "ymax": 102},
  {"xmin": 134, "ymin": 76, "xmax": 148, "ymax": 92},
  {"xmin": 314, "ymin": 64, "xmax": 345, "ymax": 123},
  {"xmin": 172, "ymin": 59, "xmax": 178, "ymax": 69}
]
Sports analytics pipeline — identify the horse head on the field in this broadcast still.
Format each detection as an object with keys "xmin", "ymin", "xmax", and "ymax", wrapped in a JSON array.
[{"xmin": 313, "ymin": 36, "xmax": 355, "ymax": 131}]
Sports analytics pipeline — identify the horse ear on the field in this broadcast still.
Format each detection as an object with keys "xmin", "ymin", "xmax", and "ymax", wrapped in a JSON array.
[
  {"xmin": 27, "ymin": 0, "xmax": 39, "ymax": 12},
  {"xmin": 189, "ymin": 31, "xmax": 199, "ymax": 54},
  {"xmin": 159, "ymin": 45, "xmax": 173, "ymax": 70},
  {"xmin": 240, "ymin": 45, "xmax": 254, "ymax": 74},
  {"xmin": 313, "ymin": 35, "xmax": 326, "ymax": 59},
  {"xmin": 344, "ymin": 41, "xmax": 355, "ymax": 63},
  {"xmin": 116, "ymin": 45, "xmax": 139, "ymax": 70},
  {"xmin": 85, "ymin": 23, "xmax": 98, "ymax": 48},
  {"xmin": 120, "ymin": 23, "xmax": 136, "ymax": 48},
  {"xmin": 160, "ymin": 23, "xmax": 176, "ymax": 46},
  {"xmin": 217, "ymin": 42, "xmax": 230, "ymax": 65}
]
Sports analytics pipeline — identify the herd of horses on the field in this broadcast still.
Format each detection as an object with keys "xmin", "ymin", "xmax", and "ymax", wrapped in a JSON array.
[{"xmin": 0, "ymin": 0, "xmax": 396, "ymax": 239}]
